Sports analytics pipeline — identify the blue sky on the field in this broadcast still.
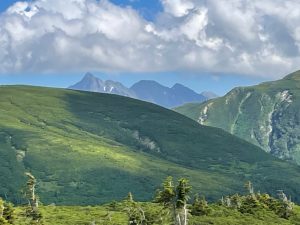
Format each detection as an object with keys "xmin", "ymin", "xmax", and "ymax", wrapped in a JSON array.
[
  {"xmin": 0, "ymin": 0, "xmax": 296, "ymax": 95},
  {"xmin": 0, "ymin": 0, "xmax": 18, "ymax": 11},
  {"xmin": 0, "ymin": 72, "xmax": 267, "ymax": 95}
]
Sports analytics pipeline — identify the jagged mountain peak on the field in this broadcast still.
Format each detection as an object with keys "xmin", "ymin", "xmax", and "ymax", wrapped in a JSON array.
[
  {"xmin": 83, "ymin": 72, "xmax": 96, "ymax": 79},
  {"xmin": 69, "ymin": 73, "xmax": 218, "ymax": 108},
  {"xmin": 69, "ymin": 73, "xmax": 135, "ymax": 97}
]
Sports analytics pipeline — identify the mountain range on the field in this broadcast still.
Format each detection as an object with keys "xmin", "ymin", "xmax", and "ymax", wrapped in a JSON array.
[
  {"xmin": 69, "ymin": 73, "xmax": 217, "ymax": 108},
  {"xmin": 175, "ymin": 70, "xmax": 300, "ymax": 165},
  {"xmin": 1, "ymin": 85, "xmax": 300, "ymax": 205}
]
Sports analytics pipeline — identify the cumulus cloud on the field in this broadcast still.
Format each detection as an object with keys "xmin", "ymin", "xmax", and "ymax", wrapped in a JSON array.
[{"xmin": 0, "ymin": 0, "xmax": 300, "ymax": 77}]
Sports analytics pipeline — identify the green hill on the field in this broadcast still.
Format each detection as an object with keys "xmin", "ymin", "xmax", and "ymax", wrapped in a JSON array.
[
  {"xmin": 1, "ymin": 85, "xmax": 300, "ymax": 205},
  {"xmin": 175, "ymin": 70, "xmax": 300, "ymax": 165}
]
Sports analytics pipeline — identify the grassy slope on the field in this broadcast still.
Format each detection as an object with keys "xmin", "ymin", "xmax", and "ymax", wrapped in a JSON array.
[
  {"xmin": 1, "ymin": 85, "xmax": 300, "ymax": 205},
  {"xmin": 13, "ymin": 203, "xmax": 300, "ymax": 225},
  {"xmin": 174, "ymin": 70, "xmax": 300, "ymax": 164}
]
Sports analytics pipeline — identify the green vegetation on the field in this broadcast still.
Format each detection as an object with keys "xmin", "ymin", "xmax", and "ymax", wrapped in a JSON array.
[
  {"xmin": 2, "ymin": 177, "xmax": 300, "ymax": 225},
  {"xmin": 175, "ymin": 70, "xmax": 300, "ymax": 165},
  {"xmin": 2, "ymin": 85, "xmax": 300, "ymax": 206}
]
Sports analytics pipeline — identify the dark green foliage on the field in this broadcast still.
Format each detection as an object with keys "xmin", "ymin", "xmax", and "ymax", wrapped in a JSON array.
[
  {"xmin": 239, "ymin": 195, "xmax": 261, "ymax": 214},
  {"xmin": 154, "ymin": 176, "xmax": 176, "ymax": 206},
  {"xmin": 176, "ymin": 178, "xmax": 191, "ymax": 209},
  {"xmin": 191, "ymin": 195, "xmax": 211, "ymax": 216},
  {"xmin": 3, "ymin": 202, "xmax": 15, "ymax": 224},
  {"xmin": 220, "ymin": 183, "xmax": 295, "ymax": 220},
  {"xmin": 154, "ymin": 177, "xmax": 191, "ymax": 225}
]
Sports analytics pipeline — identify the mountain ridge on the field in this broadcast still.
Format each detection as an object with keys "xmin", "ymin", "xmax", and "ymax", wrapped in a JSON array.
[
  {"xmin": 1, "ymin": 85, "xmax": 300, "ymax": 205},
  {"xmin": 69, "ymin": 73, "xmax": 217, "ymax": 108},
  {"xmin": 175, "ymin": 70, "xmax": 300, "ymax": 164}
]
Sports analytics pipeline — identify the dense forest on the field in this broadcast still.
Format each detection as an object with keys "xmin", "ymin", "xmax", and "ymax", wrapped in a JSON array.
[{"xmin": 1, "ymin": 173, "xmax": 300, "ymax": 225}]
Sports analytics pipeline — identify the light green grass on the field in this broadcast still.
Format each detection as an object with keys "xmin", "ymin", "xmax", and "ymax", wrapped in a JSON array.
[{"xmin": 12, "ymin": 203, "xmax": 300, "ymax": 225}]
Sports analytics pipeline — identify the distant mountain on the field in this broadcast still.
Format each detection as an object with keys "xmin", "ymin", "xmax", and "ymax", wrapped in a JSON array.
[
  {"xmin": 200, "ymin": 91, "xmax": 219, "ymax": 100},
  {"xmin": 69, "ymin": 73, "xmax": 137, "ymax": 98},
  {"xmin": 175, "ymin": 70, "xmax": 300, "ymax": 165},
  {"xmin": 69, "ymin": 73, "xmax": 217, "ymax": 108},
  {"xmin": 131, "ymin": 81, "xmax": 207, "ymax": 108}
]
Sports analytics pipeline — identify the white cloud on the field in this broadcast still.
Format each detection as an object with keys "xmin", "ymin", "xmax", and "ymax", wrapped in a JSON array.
[
  {"xmin": 161, "ymin": 0, "xmax": 194, "ymax": 17},
  {"xmin": 0, "ymin": 0, "xmax": 300, "ymax": 77}
]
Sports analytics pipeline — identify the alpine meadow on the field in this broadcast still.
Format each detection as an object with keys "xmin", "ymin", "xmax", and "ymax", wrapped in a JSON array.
[{"xmin": 2, "ymin": 0, "xmax": 300, "ymax": 224}]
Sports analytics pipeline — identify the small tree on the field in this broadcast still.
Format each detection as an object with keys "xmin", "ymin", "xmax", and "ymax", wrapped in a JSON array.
[
  {"xmin": 154, "ymin": 176, "xmax": 176, "ymax": 207},
  {"xmin": 277, "ymin": 190, "xmax": 294, "ymax": 219},
  {"xmin": 25, "ymin": 172, "xmax": 42, "ymax": 224},
  {"xmin": 154, "ymin": 177, "xmax": 191, "ymax": 225},
  {"xmin": 230, "ymin": 194, "xmax": 242, "ymax": 210},
  {"xmin": 191, "ymin": 195, "xmax": 211, "ymax": 216},
  {"xmin": 123, "ymin": 192, "xmax": 146, "ymax": 225},
  {"xmin": 244, "ymin": 181, "xmax": 254, "ymax": 196},
  {"xmin": 175, "ymin": 178, "xmax": 191, "ymax": 225},
  {"xmin": 239, "ymin": 195, "xmax": 261, "ymax": 214},
  {"xmin": 127, "ymin": 192, "xmax": 134, "ymax": 203}
]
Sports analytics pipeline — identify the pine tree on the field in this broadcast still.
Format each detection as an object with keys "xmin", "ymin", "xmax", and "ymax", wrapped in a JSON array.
[
  {"xmin": 175, "ymin": 178, "xmax": 191, "ymax": 225},
  {"xmin": 154, "ymin": 176, "xmax": 176, "ymax": 206},
  {"xmin": 154, "ymin": 177, "xmax": 191, "ymax": 225}
]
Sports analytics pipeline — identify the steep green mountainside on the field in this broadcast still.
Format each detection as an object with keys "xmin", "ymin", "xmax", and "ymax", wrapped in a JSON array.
[
  {"xmin": 175, "ymin": 70, "xmax": 300, "ymax": 164},
  {"xmin": 2, "ymin": 85, "xmax": 300, "ymax": 205}
]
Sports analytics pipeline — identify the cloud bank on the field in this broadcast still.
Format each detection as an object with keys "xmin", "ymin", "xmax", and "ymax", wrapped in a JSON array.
[{"xmin": 1, "ymin": 0, "xmax": 300, "ymax": 77}]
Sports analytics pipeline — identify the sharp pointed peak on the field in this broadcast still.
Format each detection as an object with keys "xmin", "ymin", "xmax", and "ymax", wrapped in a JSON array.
[{"xmin": 83, "ymin": 72, "xmax": 96, "ymax": 79}]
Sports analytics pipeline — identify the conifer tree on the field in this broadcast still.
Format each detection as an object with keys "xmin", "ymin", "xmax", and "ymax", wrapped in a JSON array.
[
  {"xmin": 175, "ymin": 178, "xmax": 191, "ymax": 225},
  {"xmin": 154, "ymin": 176, "xmax": 176, "ymax": 206},
  {"xmin": 155, "ymin": 177, "xmax": 191, "ymax": 225}
]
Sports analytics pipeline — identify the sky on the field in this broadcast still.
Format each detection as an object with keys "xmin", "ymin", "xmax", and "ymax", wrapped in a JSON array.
[{"xmin": 0, "ymin": 0, "xmax": 299, "ymax": 95}]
